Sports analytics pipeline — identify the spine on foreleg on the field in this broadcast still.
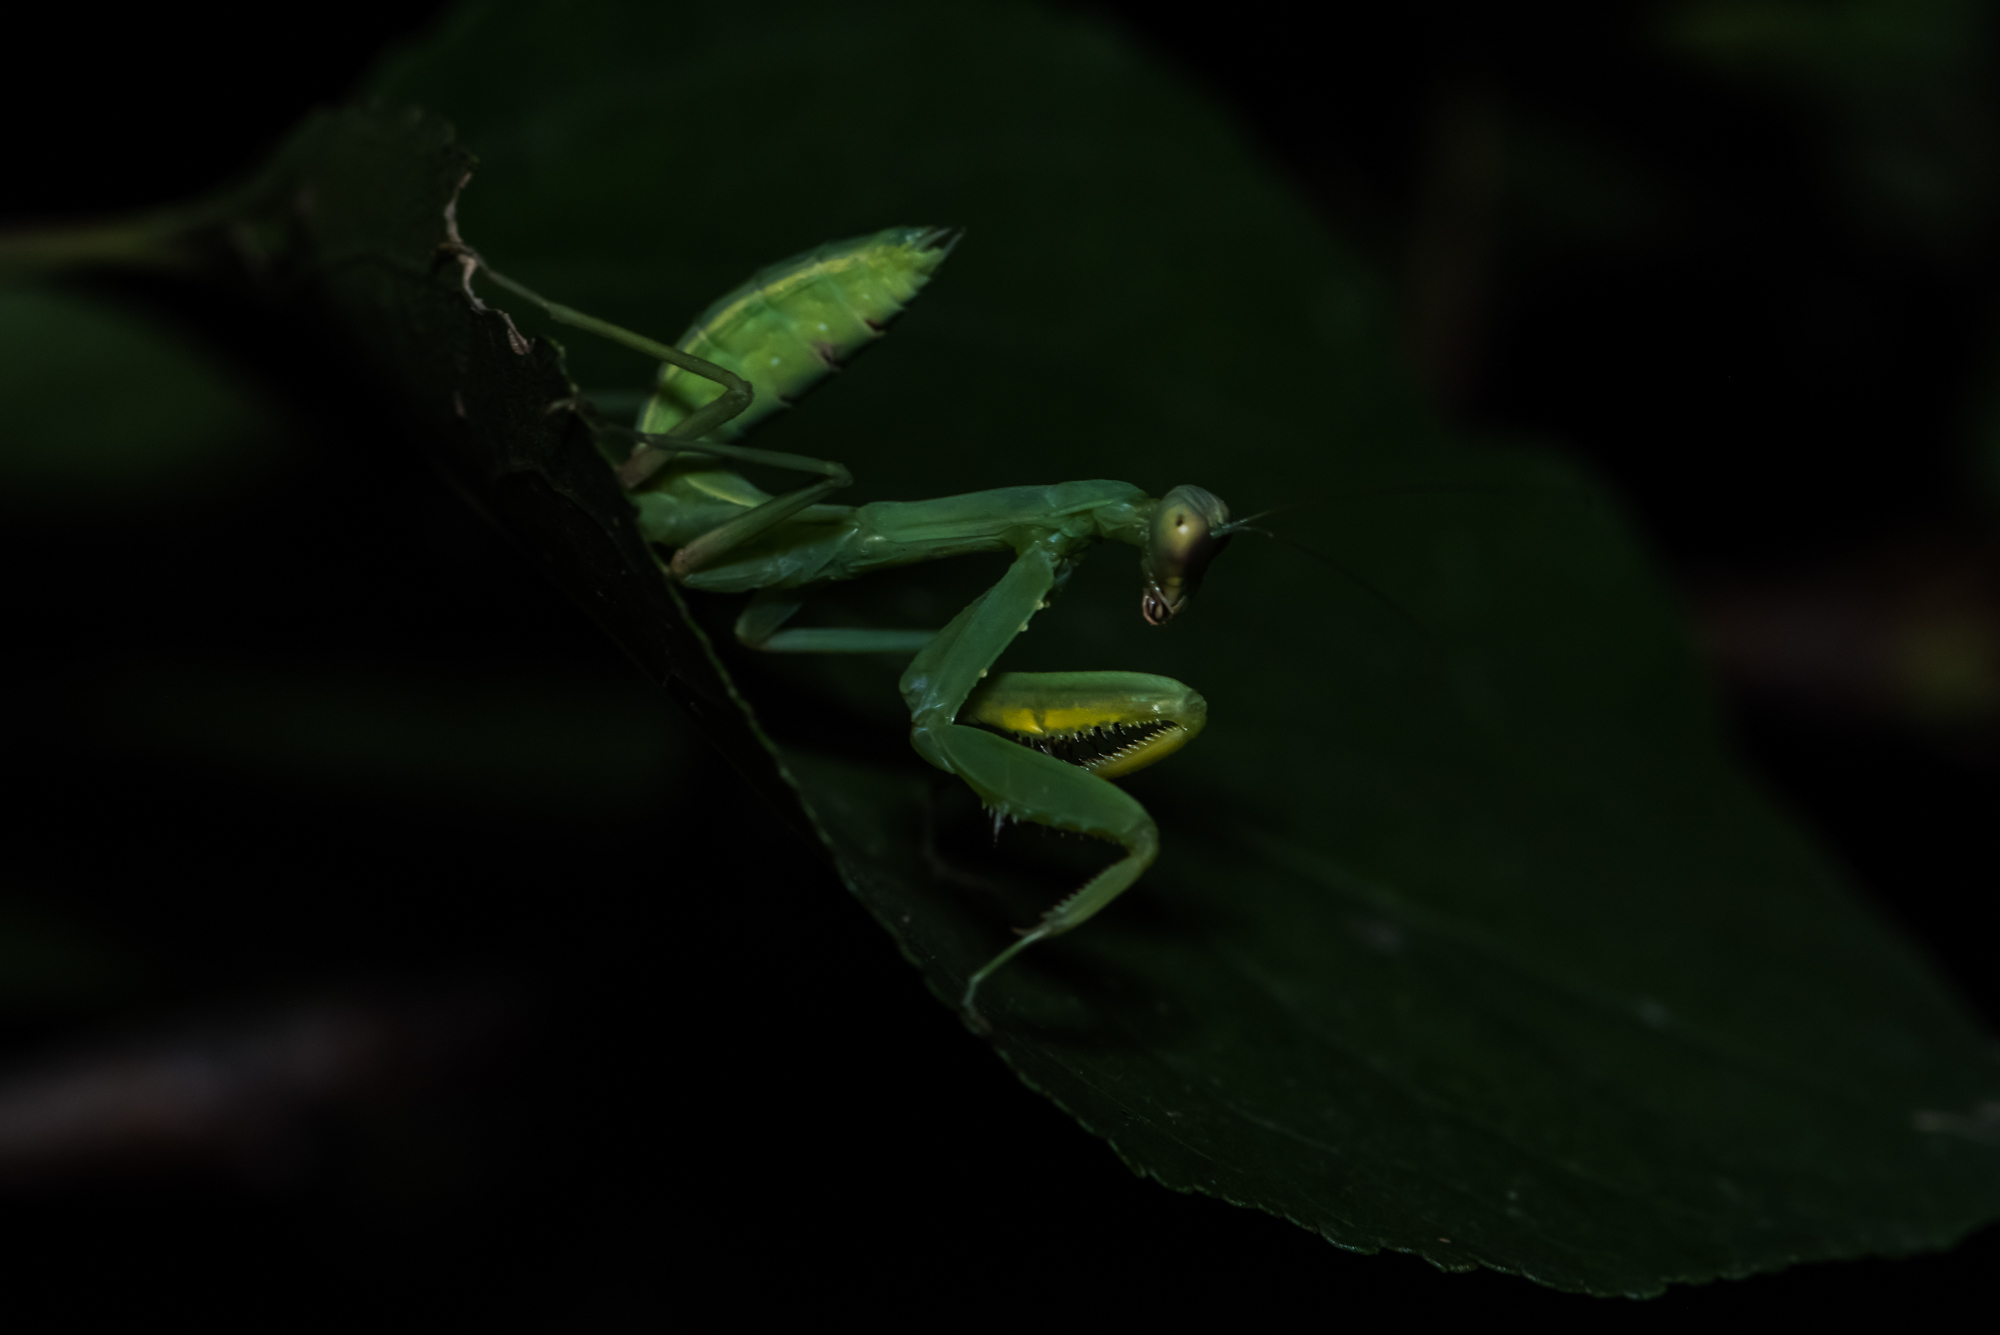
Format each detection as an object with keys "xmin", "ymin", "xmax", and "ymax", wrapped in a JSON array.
[{"xmin": 638, "ymin": 225, "xmax": 956, "ymax": 442}]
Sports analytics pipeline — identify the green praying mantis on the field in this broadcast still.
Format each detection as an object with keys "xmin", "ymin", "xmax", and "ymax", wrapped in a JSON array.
[{"xmin": 460, "ymin": 228, "xmax": 1244, "ymax": 1031}]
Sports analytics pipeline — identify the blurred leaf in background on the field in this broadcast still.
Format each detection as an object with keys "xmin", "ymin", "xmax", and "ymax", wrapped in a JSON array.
[
  {"xmin": 0, "ymin": 284, "xmax": 295, "ymax": 511},
  {"xmin": 1665, "ymin": 0, "xmax": 1997, "ymax": 251},
  {"xmin": 1653, "ymin": 0, "xmax": 2000, "ymax": 734},
  {"xmin": 0, "ymin": 896, "xmax": 129, "ymax": 1012},
  {"xmin": 81, "ymin": 661, "xmax": 692, "ymax": 816}
]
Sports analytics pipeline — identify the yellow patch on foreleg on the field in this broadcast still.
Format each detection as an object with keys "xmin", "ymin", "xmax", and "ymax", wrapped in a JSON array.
[{"xmin": 964, "ymin": 670, "xmax": 1207, "ymax": 780}]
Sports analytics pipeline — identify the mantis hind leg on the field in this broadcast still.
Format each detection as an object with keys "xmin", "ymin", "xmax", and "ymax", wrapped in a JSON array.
[
  {"xmin": 646, "ymin": 440, "xmax": 852, "ymax": 580},
  {"xmin": 461, "ymin": 256, "xmax": 759, "ymax": 452},
  {"xmin": 925, "ymin": 724, "xmax": 1159, "ymax": 1032},
  {"xmin": 460, "ymin": 256, "xmax": 857, "ymax": 581}
]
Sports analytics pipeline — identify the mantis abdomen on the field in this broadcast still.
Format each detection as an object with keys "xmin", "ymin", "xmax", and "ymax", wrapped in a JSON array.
[{"xmin": 638, "ymin": 226, "xmax": 956, "ymax": 441}]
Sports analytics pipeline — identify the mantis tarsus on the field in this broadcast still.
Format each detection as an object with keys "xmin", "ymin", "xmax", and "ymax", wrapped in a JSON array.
[{"xmin": 463, "ymin": 228, "xmax": 1239, "ymax": 1030}]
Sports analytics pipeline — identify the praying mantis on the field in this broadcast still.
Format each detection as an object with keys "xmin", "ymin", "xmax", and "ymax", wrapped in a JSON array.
[{"xmin": 461, "ymin": 228, "xmax": 1241, "ymax": 1030}]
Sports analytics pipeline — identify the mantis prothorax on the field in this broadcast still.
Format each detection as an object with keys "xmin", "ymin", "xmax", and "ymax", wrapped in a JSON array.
[{"xmin": 463, "ymin": 228, "xmax": 1237, "ymax": 1031}]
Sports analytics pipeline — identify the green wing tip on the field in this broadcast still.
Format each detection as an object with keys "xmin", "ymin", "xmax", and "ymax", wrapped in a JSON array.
[{"xmin": 899, "ymin": 226, "xmax": 964, "ymax": 267}]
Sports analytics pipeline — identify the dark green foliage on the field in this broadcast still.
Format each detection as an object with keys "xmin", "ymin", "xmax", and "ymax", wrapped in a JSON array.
[
  {"xmin": 0, "ymin": 284, "xmax": 290, "ymax": 508},
  {"xmin": 12, "ymin": 0, "xmax": 1999, "ymax": 1297}
]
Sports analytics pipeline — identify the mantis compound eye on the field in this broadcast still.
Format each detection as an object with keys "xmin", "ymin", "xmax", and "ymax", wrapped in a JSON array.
[{"xmin": 1140, "ymin": 484, "xmax": 1232, "ymax": 626}]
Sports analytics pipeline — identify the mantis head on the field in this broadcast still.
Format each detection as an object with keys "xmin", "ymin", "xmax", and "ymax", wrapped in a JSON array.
[{"xmin": 1140, "ymin": 485, "xmax": 1234, "ymax": 625}]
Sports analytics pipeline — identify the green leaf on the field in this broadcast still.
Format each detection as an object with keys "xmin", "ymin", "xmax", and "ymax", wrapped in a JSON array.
[{"xmin": 161, "ymin": 0, "xmax": 2000, "ymax": 1294}]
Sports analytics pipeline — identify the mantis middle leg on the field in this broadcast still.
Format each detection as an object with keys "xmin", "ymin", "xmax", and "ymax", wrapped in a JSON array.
[{"xmin": 733, "ymin": 589, "xmax": 936, "ymax": 655}]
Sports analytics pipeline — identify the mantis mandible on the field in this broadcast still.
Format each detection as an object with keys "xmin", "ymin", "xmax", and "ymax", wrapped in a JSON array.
[{"xmin": 461, "ymin": 228, "xmax": 1239, "ymax": 1030}]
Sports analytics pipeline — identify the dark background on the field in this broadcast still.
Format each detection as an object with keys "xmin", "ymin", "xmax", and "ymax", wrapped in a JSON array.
[{"xmin": 1, "ymin": 0, "xmax": 1994, "ymax": 1326}]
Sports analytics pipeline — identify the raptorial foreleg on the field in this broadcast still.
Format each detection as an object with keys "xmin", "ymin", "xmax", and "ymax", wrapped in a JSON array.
[
  {"xmin": 923, "ymin": 724, "xmax": 1160, "ymax": 1030},
  {"xmin": 899, "ymin": 544, "xmax": 1202, "ymax": 1029}
]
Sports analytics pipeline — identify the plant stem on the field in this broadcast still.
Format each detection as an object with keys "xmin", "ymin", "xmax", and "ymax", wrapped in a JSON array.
[{"xmin": 0, "ymin": 210, "xmax": 213, "ymax": 281}]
